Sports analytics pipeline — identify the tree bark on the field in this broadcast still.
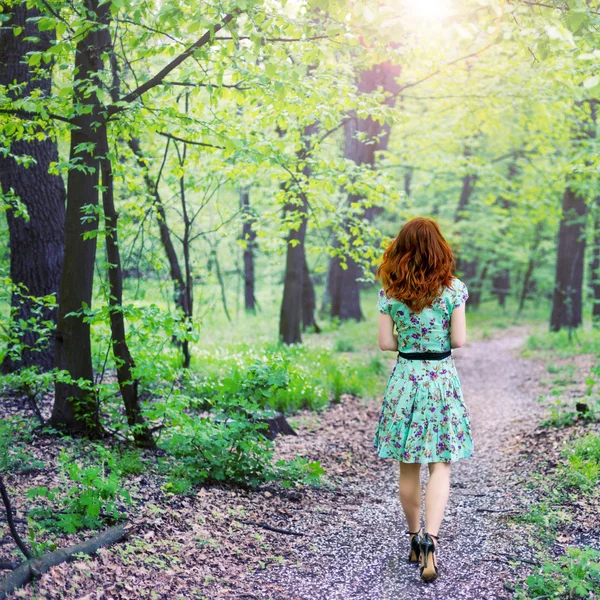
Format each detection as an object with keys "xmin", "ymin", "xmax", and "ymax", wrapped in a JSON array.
[
  {"xmin": 549, "ymin": 185, "xmax": 587, "ymax": 332},
  {"xmin": 326, "ymin": 61, "xmax": 401, "ymax": 321},
  {"xmin": 52, "ymin": 0, "xmax": 111, "ymax": 435},
  {"xmin": 0, "ymin": 4, "xmax": 65, "ymax": 373}
]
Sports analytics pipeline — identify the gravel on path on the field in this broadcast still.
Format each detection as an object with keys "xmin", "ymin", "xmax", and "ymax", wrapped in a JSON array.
[{"xmin": 255, "ymin": 326, "xmax": 549, "ymax": 600}]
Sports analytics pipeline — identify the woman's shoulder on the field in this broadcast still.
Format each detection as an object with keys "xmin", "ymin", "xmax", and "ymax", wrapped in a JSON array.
[
  {"xmin": 443, "ymin": 277, "xmax": 469, "ymax": 306},
  {"xmin": 447, "ymin": 276, "xmax": 466, "ymax": 292}
]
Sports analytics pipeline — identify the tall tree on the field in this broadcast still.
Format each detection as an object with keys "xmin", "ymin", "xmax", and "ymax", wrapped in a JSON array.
[
  {"xmin": 51, "ymin": 0, "xmax": 111, "ymax": 435},
  {"xmin": 549, "ymin": 185, "xmax": 587, "ymax": 332},
  {"xmin": 325, "ymin": 61, "xmax": 401, "ymax": 321},
  {"xmin": 0, "ymin": 4, "xmax": 65, "ymax": 373},
  {"xmin": 279, "ymin": 122, "xmax": 318, "ymax": 344},
  {"xmin": 52, "ymin": 4, "xmax": 237, "ymax": 433},
  {"xmin": 550, "ymin": 101, "xmax": 597, "ymax": 332}
]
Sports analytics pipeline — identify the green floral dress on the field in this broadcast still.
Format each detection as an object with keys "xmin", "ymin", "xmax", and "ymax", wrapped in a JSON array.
[{"xmin": 373, "ymin": 277, "xmax": 474, "ymax": 463}]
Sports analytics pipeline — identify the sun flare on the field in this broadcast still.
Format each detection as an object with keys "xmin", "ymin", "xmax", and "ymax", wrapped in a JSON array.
[{"xmin": 404, "ymin": 0, "xmax": 454, "ymax": 20}]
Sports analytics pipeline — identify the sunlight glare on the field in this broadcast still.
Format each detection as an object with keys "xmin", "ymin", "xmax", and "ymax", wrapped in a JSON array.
[{"xmin": 404, "ymin": 0, "xmax": 454, "ymax": 20}]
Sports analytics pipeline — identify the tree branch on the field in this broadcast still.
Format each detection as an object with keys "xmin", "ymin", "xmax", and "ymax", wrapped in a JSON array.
[
  {"xmin": 398, "ymin": 41, "xmax": 497, "ymax": 95},
  {"xmin": 0, "ymin": 477, "xmax": 31, "ymax": 560},
  {"xmin": 0, "ymin": 108, "xmax": 72, "ymax": 125},
  {"xmin": 108, "ymin": 12, "xmax": 239, "ymax": 115},
  {"xmin": 0, "ymin": 523, "xmax": 137, "ymax": 599},
  {"xmin": 214, "ymin": 34, "xmax": 335, "ymax": 42},
  {"xmin": 157, "ymin": 131, "xmax": 224, "ymax": 149}
]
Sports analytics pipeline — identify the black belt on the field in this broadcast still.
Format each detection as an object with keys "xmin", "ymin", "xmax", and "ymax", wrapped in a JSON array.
[{"xmin": 397, "ymin": 350, "xmax": 451, "ymax": 361}]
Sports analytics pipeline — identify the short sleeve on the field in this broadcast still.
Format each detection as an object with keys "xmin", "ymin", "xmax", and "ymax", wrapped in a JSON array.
[
  {"xmin": 377, "ymin": 288, "xmax": 392, "ymax": 315},
  {"xmin": 451, "ymin": 279, "xmax": 469, "ymax": 310}
]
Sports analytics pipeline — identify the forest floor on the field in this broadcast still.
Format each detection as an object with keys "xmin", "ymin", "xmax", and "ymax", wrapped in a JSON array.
[{"xmin": 2, "ymin": 324, "xmax": 599, "ymax": 599}]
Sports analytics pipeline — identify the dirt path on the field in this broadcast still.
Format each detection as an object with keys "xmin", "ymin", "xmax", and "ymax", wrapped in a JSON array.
[
  {"xmin": 255, "ymin": 326, "xmax": 549, "ymax": 599},
  {"xmin": 2, "ymin": 326, "xmax": 553, "ymax": 599}
]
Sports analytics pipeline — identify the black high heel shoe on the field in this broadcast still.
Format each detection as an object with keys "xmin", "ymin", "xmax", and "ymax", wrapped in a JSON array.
[
  {"xmin": 419, "ymin": 532, "xmax": 439, "ymax": 582},
  {"xmin": 407, "ymin": 530, "xmax": 422, "ymax": 563}
]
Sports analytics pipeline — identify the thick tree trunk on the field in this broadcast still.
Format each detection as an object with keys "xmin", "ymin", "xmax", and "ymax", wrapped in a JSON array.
[
  {"xmin": 52, "ymin": 1, "xmax": 110, "ymax": 435},
  {"xmin": 240, "ymin": 187, "xmax": 257, "ymax": 312},
  {"xmin": 326, "ymin": 62, "xmax": 401, "ymax": 321},
  {"xmin": 279, "ymin": 188, "xmax": 309, "ymax": 344},
  {"xmin": 492, "ymin": 269, "xmax": 510, "ymax": 307},
  {"xmin": 550, "ymin": 185, "xmax": 587, "ymax": 332},
  {"xmin": 0, "ymin": 5, "xmax": 65, "ymax": 373}
]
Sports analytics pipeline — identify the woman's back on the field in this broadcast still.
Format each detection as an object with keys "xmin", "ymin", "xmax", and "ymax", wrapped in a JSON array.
[{"xmin": 378, "ymin": 277, "xmax": 468, "ymax": 353}]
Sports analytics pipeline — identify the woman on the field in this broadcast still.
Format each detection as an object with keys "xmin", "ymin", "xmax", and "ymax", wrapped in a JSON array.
[{"xmin": 373, "ymin": 216, "xmax": 474, "ymax": 583}]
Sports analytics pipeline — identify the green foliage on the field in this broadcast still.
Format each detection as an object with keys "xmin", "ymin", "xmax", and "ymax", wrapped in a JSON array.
[
  {"xmin": 516, "ymin": 547, "xmax": 600, "ymax": 600},
  {"xmin": 155, "ymin": 384, "xmax": 325, "ymax": 492},
  {"xmin": 0, "ymin": 279, "xmax": 57, "ymax": 364},
  {"xmin": 557, "ymin": 433, "xmax": 600, "ymax": 493},
  {"xmin": 27, "ymin": 445, "xmax": 131, "ymax": 533}
]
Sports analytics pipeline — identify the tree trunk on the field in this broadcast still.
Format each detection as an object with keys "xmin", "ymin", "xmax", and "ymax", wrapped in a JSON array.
[
  {"xmin": 549, "ymin": 185, "xmax": 587, "ymax": 332},
  {"xmin": 52, "ymin": 1, "xmax": 111, "ymax": 435},
  {"xmin": 0, "ymin": 5, "xmax": 65, "ymax": 373},
  {"xmin": 240, "ymin": 187, "xmax": 257, "ymax": 312},
  {"xmin": 591, "ymin": 197, "xmax": 600, "ymax": 326},
  {"xmin": 518, "ymin": 221, "xmax": 544, "ymax": 314},
  {"xmin": 127, "ymin": 137, "xmax": 187, "ymax": 316},
  {"xmin": 99, "ymin": 131, "xmax": 155, "ymax": 448},
  {"xmin": 301, "ymin": 253, "xmax": 319, "ymax": 332},
  {"xmin": 491, "ymin": 158, "xmax": 520, "ymax": 307},
  {"xmin": 454, "ymin": 167, "xmax": 479, "ymax": 306},
  {"xmin": 326, "ymin": 62, "xmax": 401, "ymax": 321},
  {"xmin": 279, "ymin": 188, "xmax": 309, "ymax": 344},
  {"xmin": 279, "ymin": 123, "xmax": 319, "ymax": 344}
]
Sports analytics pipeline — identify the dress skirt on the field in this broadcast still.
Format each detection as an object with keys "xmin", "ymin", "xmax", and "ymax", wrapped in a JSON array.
[{"xmin": 373, "ymin": 354, "xmax": 474, "ymax": 463}]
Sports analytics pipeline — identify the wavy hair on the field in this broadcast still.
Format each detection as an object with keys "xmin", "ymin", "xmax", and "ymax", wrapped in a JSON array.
[{"xmin": 376, "ymin": 217, "xmax": 455, "ymax": 312}]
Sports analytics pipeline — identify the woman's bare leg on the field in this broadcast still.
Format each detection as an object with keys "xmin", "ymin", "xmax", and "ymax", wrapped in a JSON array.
[
  {"xmin": 398, "ymin": 461, "xmax": 422, "ymax": 533},
  {"xmin": 424, "ymin": 461, "xmax": 451, "ymax": 537}
]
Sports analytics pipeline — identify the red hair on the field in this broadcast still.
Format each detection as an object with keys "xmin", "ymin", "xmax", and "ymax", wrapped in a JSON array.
[{"xmin": 376, "ymin": 217, "xmax": 455, "ymax": 312}]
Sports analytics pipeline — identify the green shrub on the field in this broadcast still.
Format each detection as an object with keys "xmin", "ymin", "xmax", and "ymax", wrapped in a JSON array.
[
  {"xmin": 156, "ymin": 390, "xmax": 326, "ymax": 492},
  {"xmin": 517, "ymin": 547, "xmax": 600, "ymax": 599},
  {"xmin": 27, "ymin": 445, "xmax": 131, "ymax": 533}
]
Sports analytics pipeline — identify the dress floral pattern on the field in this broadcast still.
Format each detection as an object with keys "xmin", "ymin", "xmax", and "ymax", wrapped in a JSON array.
[{"xmin": 373, "ymin": 277, "xmax": 474, "ymax": 463}]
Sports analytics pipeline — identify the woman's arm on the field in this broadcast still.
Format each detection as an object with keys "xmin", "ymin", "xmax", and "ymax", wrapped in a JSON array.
[
  {"xmin": 378, "ymin": 313, "xmax": 398, "ymax": 351},
  {"xmin": 450, "ymin": 303, "xmax": 467, "ymax": 348}
]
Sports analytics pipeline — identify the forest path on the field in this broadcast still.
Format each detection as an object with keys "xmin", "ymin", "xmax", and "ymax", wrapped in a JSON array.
[{"xmin": 257, "ymin": 326, "xmax": 549, "ymax": 599}]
